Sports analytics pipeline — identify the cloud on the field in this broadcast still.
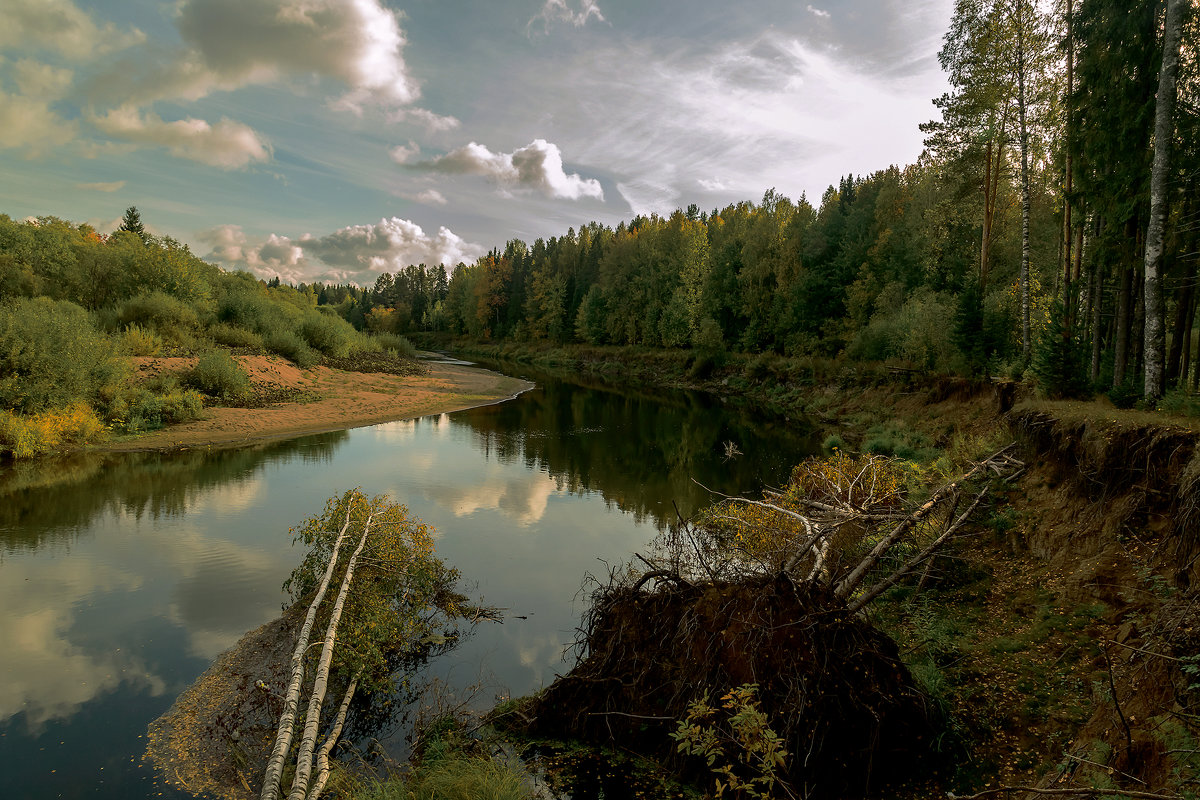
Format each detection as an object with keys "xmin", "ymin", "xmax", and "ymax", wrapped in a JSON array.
[
  {"xmin": 417, "ymin": 189, "xmax": 447, "ymax": 205},
  {"xmin": 389, "ymin": 107, "xmax": 461, "ymax": 133},
  {"xmin": 417, "ymin": 139, "xmax": 603, "ymax": 200},
  {"xmin": 90, "ymin": 107, "xmax": 270, "ymax": 169},
  {"xmin": 697, "ymin": 177, "xmax": 729, "ymax": 193},
  {"xmin": 390, "ymin": 140, "xmax": 420, "ymax": 164},
  {"xmin": 200, "ymin": 218, "xmax": 484, "ymax": 283},
  {"xmin": 806, "ymin": 4, "xmax": 831, "ymax": 18},
  {"xmin": 13, "ymin": 60, "xmax": 73, "ymax": 98},
  {"xmin": 0, "ymin": 91, "xmax": 78, "ymax": 152},
  {"xmin": 530, "ymin": 0, "xmax": 605, "ymax": 32},
  {"xmin": 75, "ymin": 181, "xmax": 126, "ymax": 192},
  {"xmin": 616, "ymin": 179, "xmax": 680, "ymax": 217},
  {"xmin": 176, "ymin": 0, "xmax": 418, "ymax": 111},
  {"xmin": 0, "ymin": 0, "xmax": 144, "ymax": 59}
]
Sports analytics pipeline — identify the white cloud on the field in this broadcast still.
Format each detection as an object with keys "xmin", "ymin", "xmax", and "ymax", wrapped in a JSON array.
[
  {"xmin": 389, "ymin": 107, "xmax": 461, "ymax": 132},
  {"xmin": 200, "ymin": 218, "xmax": 484, "ymax": 283},
  {"xmin": 530, "ymin": 0, "xmax": 605, "ymax": 32},
  {"xmin": 417, "ymin": 189, "xmax": 448, "ymax": 205},
  {"xmin": 90, "ymin": 107, "xmax": 271, "ymax": 169},
  {"xmin": 75, "ymin": 181, "xmax": 126, "ymax": 192},
  {"xmin": 13, "ymin": 60, "xmax": 73, "ymax": 98},
  {"xmin": 806, "ymin": 4, "xmax": 831, "ymax": 19},
  {"xmin": 697, "ymin": 177, "xmax": 730, "ymax": 193},
  {"xmin": 617, "ymin": 179, "xmax": 680, "ymax": 217},
  {"xmin": 0, "ymin": 0, "xmax": 144, "ymax": 59},
  {"xmin": 390, "ymin": 140, "xmax": 420, "ymax": 164},
  {"xmin": 0, "ymin": 91, "xmax": 78, "ymax": 152},
  {"xmin": 176, "ymin": 0, "xmax": 418, "ymax": 111},
  {"xmin": 418, "ymin": 139, "xmax": 603, "ymax": 201}
]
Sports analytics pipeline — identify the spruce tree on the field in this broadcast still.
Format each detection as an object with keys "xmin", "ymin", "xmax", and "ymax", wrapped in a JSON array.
[{"xmin": 118, "ymin": 206, "xmax": 148, "ymax": 245}]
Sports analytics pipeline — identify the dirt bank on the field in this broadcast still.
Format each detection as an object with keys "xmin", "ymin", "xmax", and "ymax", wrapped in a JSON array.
[{"xmin": 106, "ymin": 355, "xmax": 533, "ymax": 451}]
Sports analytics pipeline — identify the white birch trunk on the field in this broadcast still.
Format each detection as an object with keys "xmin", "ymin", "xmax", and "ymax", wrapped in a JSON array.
[
  {"xmin": 1144, "ymin": 0, "xmax": 1187, "ymax": 401},
  {"xmin": 260, "ymin": 505, "xmax": 355, "ymax": 800},
  {"xmin": 286, "ymin": 513, "xmax": 375, "ymax": 800}
]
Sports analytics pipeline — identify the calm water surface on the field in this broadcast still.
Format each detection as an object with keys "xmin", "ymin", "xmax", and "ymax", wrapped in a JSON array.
[{"xmin": 0, "ymin": 364, "xmax": 816, "ymax": 799}]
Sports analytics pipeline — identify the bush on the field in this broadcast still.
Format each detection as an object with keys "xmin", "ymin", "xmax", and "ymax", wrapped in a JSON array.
[
  {"xmin": 185, "ymin": 350, "xmax": 251, "ymax": 401},
  {"xmin": 376, "ymin": 332, "xmax": 417, "ymax": 358},
  {"xmin": 0, "ymin": 297, "xmax": 127, "ymax": 413},
  {"xmin": 117, "ymin": 291, "xmax": 200, "ymax": 344},
  {"xmin": 109, "ymin": 387, "xmax": 203, "ymax": 433},
  {"xmin": 264, "ymin": 330, "xmax": 320, "ymax": 368},
  {"xmin": 0, "ymin": 403, "xmax": 106, "ymax": 458},
  {"xmin": 208, "ymin": 322, "xmax": 264, "ymax": 350},
  {"xmin": 1159, "ymin": 389, "xmax": 1200, "ymax": 417},
  {"xmin": 298, "ymin": 312, "xmax": 357, "ymax": 358},
  {"xmin": 120, "ymin": 324, "xmax": 164, "ymax": 356}
]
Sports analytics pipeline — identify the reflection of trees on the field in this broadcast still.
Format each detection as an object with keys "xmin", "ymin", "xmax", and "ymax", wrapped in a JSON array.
[
  {"xmin": 452, "ymin": 365, "xmax": 819, "ymax": 529},
  {"xmin": 0, "ymin": 433, "xmax": 348, "ymax": 553}
]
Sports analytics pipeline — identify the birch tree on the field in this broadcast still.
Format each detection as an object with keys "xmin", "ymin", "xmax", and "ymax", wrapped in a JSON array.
[{"xmin": 1143, "ymin": 0, "xmax": 1189, "ymax": 401}]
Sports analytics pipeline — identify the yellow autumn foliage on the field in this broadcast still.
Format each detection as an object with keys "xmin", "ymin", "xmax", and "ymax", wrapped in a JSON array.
[{"xmin": 0, "ymin": 403, "xmax": 106, "ymax": 458}]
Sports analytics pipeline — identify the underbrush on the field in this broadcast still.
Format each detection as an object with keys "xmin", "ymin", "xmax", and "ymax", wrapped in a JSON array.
[
  {"xmin": 0, "ymin": 403, "xmax": 106, "ymax": 457},
  {"xmin": 185, "ymin": 350, "xmax": 252, "ymax": 402}
]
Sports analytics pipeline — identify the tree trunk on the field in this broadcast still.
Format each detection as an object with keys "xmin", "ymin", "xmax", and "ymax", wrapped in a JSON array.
[
  {"xmin": 1168, "ymin": 280, "xmax": 1195, "ymax": 386},
  {"xmin": 1017, "ymin": 0, "xmax": 1033, "ymax": 363},
  {"xmin": 260, "ymin": 506, "xmax": 355, "ymax": 800},
  {"xmin": 1063, "ymin": 0, "xmax": 1075, "ymax": 310},
  {"xmin": 307, "ymin": 674, "xmax": 359, "ymax": 800},
  {"xmin": 1114, "ymin": 262, "xmax": 1132, "ymax": 388},
  {"xmin": 1143, "ymin": 0, "xmax": 1186, "ymax": 401},
  {"xmin": 287, "ymin": 514, "xmax": 375, "ymax": 800},
  {"xmin": 1179, "ymin": 287, "xmax": 1196, "ymax": 390}
]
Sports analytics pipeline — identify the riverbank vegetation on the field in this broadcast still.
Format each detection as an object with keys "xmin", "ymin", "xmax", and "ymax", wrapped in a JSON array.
[
  {"xmin": 291, "ymin": 0, "xmax": 1200, "ymax": 421},
  {"xmin": 0, "ymin": 212, "xmax": 419, "ymax": 457}
]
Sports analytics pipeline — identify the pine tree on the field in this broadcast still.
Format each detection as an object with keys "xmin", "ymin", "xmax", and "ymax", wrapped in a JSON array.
[{"xmin": 118, "ymin": 206, "xmax": 148, "ymax": 245}]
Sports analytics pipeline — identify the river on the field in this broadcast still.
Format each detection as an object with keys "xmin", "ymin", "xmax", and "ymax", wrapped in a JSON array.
[{"xmin": 0, "ymin": 362, "xmax": 817, "ymax": 799}]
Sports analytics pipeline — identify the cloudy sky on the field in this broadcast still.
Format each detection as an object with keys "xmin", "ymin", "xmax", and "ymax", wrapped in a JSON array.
[{"xmin": 0, "ymin": 0, "xmax": 953, "ymax": 285}]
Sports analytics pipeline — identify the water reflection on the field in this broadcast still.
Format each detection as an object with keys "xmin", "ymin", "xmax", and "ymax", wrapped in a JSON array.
[
  {"xmin": 0, "ymin": 368, "xmax": 816, "ymax": 799},
  {"xmin": 0, "ymin": 433, "xmax": 347, "ymax": 552}
]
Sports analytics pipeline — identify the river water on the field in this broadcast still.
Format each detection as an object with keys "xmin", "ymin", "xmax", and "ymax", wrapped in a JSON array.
[{"xmin": 0, "ymin": 363, "xmax": 817, "ymax": 799}]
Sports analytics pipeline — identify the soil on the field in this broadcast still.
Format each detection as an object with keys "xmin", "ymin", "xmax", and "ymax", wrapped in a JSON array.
[{"xmin": 109, "ymin": 354, "xmax": 533, "ymax": 451}]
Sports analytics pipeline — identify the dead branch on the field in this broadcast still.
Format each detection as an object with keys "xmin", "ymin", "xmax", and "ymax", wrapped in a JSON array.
[
  {"xmin": 836, "ymin": 444, "xmax": 1016, "ymax": 600},
  {"xmin": 847, "ymin": 487, "xmax": 987, "ymax": 613},
  {"xmin": 947, "ymin": 786, "xmax": 1183, "ymax": 799}
]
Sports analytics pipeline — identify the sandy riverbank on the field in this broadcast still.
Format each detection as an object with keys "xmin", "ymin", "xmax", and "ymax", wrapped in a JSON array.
[{"xmin": 105, "ymin": 354, "xmax": 533, "ymax": 451}]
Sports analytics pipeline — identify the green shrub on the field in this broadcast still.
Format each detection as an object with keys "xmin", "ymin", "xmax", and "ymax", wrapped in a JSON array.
[
  {"xmin": 117, "ymin": 291, "xmax": 200, "ymax": 344},
  {"xmin": 299, "ymin": 312, "xmax": 357, "ymax": 358},
  {"xmin": 1159, "ymin": 390, "xmax": 1200, "ymax": 417},
  {"xmin": 0, "ymin": 297, "xmax": 128, "ymax": 413},
  {"xmin": 208, "ymin": 322, "xmax": 264, "ymax": 350},
  {"xmin": 185, "ymin": 350, "xmax": 251, "ymax": 401},
  {"xmin": 264, "ymin": 330, "xmax": 320, "ymax": 368},
  {"xmin": 120, "ymin": 324, "xmax": 164, "ymax": 356},
  {"xmin": 376, "ymin": 332, "xmax": 417, "ymax": 358}
]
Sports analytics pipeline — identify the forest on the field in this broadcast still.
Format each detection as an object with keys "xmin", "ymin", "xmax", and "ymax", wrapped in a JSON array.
[{"xmin": 305, "ymin": 0, "xmax": 1200, "ymax": 409}]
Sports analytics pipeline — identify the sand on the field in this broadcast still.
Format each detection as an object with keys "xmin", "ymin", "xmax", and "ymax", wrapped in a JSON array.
[{"xmin": 108, "ymin": 354, "xmax": 533, "ymax": 451}]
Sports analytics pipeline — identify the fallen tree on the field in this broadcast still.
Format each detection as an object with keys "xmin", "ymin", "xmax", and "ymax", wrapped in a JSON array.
[
  {"xmin": 146, "ymin": 489, "xmax": 473, "ymax": 800},
  {"xmin": 522, "ymin": 447, "xmax": 1023, "ymax": 798}
]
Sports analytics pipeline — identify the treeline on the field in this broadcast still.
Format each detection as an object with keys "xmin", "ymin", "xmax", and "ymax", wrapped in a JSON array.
[
  {"xmin": 0, "ymin": 211, "xmax": 410, "ymax": 456},
  {"xmin": 321, "ymin": 0, "xmax": 1199, "ymax": 406}
]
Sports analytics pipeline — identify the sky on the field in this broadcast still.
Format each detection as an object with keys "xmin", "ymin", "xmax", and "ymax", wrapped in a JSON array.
[{"xmin": 0, "ymin": 0, "xmax": 954, "ymax": 286}]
